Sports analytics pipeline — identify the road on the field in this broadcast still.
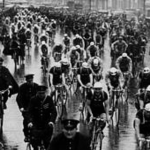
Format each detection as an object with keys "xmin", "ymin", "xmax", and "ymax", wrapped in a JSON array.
[{"xmin": 0, "ymin": 29, "xmax": 150, "ymax": 150}]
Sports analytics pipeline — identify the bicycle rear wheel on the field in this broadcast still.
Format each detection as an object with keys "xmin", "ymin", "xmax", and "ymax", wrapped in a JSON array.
[{"xmin": 115, "ymin": 99, "xmax": 120, "ymax": 126}]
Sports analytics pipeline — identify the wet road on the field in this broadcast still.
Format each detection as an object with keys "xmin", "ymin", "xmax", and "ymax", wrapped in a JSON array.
[{"xmin": 1, "ymin": 29, "xmax": 150, "ymax": 150}]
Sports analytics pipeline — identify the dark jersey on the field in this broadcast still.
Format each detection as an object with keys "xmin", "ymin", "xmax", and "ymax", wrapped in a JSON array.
[
  {"xmin": 77, "ymin": 68, "xmax": 92, "ymax": 85},
  {"xmin": 87, "ymin": 90, "xmax": 108, "ymax": 116},
  {"xmin": 49, "ymin": 67, "xmax": 62, "ymax": 85},
  {"xmin": 136, "ymin": 109, "xmax": 150, "ymax": 135}
]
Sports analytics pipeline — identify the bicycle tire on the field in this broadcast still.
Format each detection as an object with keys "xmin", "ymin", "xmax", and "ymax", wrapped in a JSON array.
[
  {"xmin": 99, "ymin": 131, "xmax": 103, "ymax": 150},
  {"xmin": 26, "ymin": 143, "xmax": 32, "ymax": 150},
  {"xmin": 115, "ymin": 99, "xmax": 120, "ymax": 126},
  {"xmin": 57, "ymin": 95, "xmax": 63, "ymax": 119}
]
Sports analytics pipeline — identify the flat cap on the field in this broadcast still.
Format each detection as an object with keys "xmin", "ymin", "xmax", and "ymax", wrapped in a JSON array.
[
  {"xmin": 24, "ymin": 74, "xmax": 34, "ymax": 79},
  {"xmin": 61, "ymin": 119, "xmax": 79, "ymax": 130}
]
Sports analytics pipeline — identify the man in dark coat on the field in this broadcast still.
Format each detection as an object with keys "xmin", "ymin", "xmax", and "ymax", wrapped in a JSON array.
[
  {"xmin": 27, "ymin": 85, "xmax": 57, "ymax": 150},
  {"xmin": 0, "ymin": 57, "xmax": 19, "ymax": 108},
  {"xmin": 47, "ymin": 118, "xmax": 91, "ymax": 150},
  {"xmin": 16, "ymin": 74, "xmax": 39, "ymax": 140}
]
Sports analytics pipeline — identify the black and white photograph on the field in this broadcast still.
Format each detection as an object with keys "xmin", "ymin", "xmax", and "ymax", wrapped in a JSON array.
[{"xmin": 0, "ymin": 0, "xmax": 149, "ymax": 150}]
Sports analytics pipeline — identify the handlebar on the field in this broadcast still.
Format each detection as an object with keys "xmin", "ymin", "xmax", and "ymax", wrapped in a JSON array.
[
  {"xmin": 0, "ymin": 86, "xmax": 12, "ymax": 95},
  {"xmin": 55, "ymin": 84, "xmax": 63, "ymax": 89}
]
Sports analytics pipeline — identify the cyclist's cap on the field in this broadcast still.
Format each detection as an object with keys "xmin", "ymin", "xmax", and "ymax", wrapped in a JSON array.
[
  {"xmin": 24, "ymin": 74, "xmax": 34, "ymax": 79},
  {"xmin": 61, "ymin": 119, "xmax": 79, "ymax": 130},
  {"xmin": 145, "ymin": 103, "xmax": 150, "ymax": 111},
  {"xmin": 146, "ymin": 85, "xmax": 150, "ymax": 92},
  {"xmin": 0, "ymin": 57, "xmax": 4, "ymax": 62},
  {"xmin": 37, "ymin": 85, "xmax": 47, "ymax": 92},
  {"xmin": 122, "ymin": 53, "xmax": 127, "ymax": 57}
]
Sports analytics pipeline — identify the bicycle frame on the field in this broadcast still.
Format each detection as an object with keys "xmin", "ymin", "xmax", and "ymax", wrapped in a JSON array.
[
  {"xmin": 54, "ymin": 84, "xmax": 67, "ymax": 119},
  {"xmin": 90, "ymin": 117, "xmax": 104, "ymax": 150},
  {"xmin": 110, "ymin": 88, "xmax": 123, "ymax": 126},
  {"xmin": 139, "ymin": 138, "xmax": 150, "ymax": 150}
]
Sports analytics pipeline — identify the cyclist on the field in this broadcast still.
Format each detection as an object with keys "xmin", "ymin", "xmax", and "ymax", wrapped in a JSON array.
[
  {"xmin": 88, "ymin": 56, "xmax": 103, "ymax": 84},
  {"xmin": 69, "ymin": 46, "xmax": 80, "ymax": 68},
  {"xmin": 105, "ymin": 67, "xmax": 122, "ymax": 110},
  {"xmin": 61, "ymin": 58, "xmax": 72, "ymax": 97},
  {"xmin": 136, "ymin": 85, "xmax": 150, "ymax": 111},
  {"xmin": 138, "ymin": 67, "xmax": 150, "ymax": 93},
  {"xmin": 49, "ymin": 62, "xmax": 63, "ymax": 99},
  {"xmin": 33, "ymin": 24, "xmax": 39, "ymax": 44},
  {"xmin": 77, "ymin": 62, "xmax": 93, "ymax": 109},
  {"xmin": 86, "ymin": 41, "xmax": 99, "ymax": 59},
  {"xmin": 47, "ymin": 117, "xmax": 91, "ymax": 150},
  {"xmin": 40, "ymin": 41, "xmax": 49, "ymax": 70},
  {"xmin": 116, "ymin": 53, "xmax": 132, "ymax": 88},
  {"xmin": 75, "ymin": 45, "xmax": 86, "ymax": 61},
  {"xmin": 16, "ymin": 74, "xmax": 39, "ymax": 141},
  {"xmin": 62, "ymin": 33, "xmax": 70, "ymax": 47},
  {"xmin": 111, "ymin": 36, "xmax": 128, "ymax": 58},
  {"xmin": 86, "ymin": 82, "xmax": 109, "ymax": 132},
  {"xmin": 134, "ymin": 103, "xmax": 150, "ymax": 142},
  {"xmin": 73, "ymin": 34, "xmax": 84, "ymax": 48},
  {"xmin": 28, "ymin": 85, "xmax": 57, "ymax": 150},
  {"xmin": 52, "ymin": 43, "xmax": 63, "ymax": 62}
]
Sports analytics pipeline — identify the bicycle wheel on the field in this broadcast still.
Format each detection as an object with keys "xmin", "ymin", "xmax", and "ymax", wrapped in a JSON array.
[
  {"xmin": 26, "ymin": 143, "xmax": 32, "ymax": 150},
  {"xmin": 123, "ymin": 86, "xmax": 128, "ymax": 102},
  {"xmin": 57, "ymin": 95, "xmax": 63, "ymax": 119},
  {"xmin": 115, "ymin": 98, "xmax": 120, "ymax": 126},
  {"xmin": 91, "ymin": 126, "xmax": 97, "ymax": 150},
  {"xmin": 99, "ymin": 132, "xmax": 103, "ymax": 150}
]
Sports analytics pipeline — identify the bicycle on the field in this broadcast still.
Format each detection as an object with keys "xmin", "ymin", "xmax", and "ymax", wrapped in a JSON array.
[
  {"xmin": 71, "ymin": 67, "xmax": 78, "ymax": 94},
  {"xmin": 109, "ymin": 88, "xmax": 123, "ymax": 126},
  {"xmin": 0, "ymin": 87, "xmax": 11, "ymax": 136},
  {"xmin": 90, "ymin": 117, "xmax": 105, "ymax": 150},
  {"xmin": 54, "ymin": 84, "xmax": 68, "ymax": 120},
  {"xmin": 41, "ymin": 55, "xmax": 49, "ymax": 74},
  {"xmin": 26, "ymin": 129, "xmax": 46, "ymax": 150},
  {"xmin": 122, "ymin": 72, "xmax": 130, "ymax": 102},
  {"xmin": 79, "ymin": 86, "xmax": 91, "ymax": 122},
  {"xmin": 138, "ymin": 138, "xmax": 150, "ymax": 150}
]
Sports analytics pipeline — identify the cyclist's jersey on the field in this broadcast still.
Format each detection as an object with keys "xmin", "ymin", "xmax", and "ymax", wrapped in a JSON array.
[
  {"xmin": 49, "ymin": 67, "xmax": 62, "ymax": 85},
  {"xmin": 33, "ymin": 26, "xmax": 39, "ymax": 34},
  {"xmin": 136, "ymin": 109, "xmax": 150, "ymax": 135},
  {"xmin": 53, "ymin": 45, "xmax": 63, "ymax": 54},
  {"xmin": 108, "ymin": 73, "xmax": 120, "ymax": 87},
  {"xmin": 41, "ymin": 44, "xmax": 48, "ymax": 56},
  {"xmin": 26, "ymin": 31, "xmax": 31, "ymax": 39},
  {"xmin": 63, "ymin": 38, "xmax": 70, "ymax": 46},
  {"xmin": 87, "ymin": 90, "xmax": 108, "ymax": 116},
  {"xmin": 77, "ymin": 68, "xmax": 92, "ymax": 85},
  {"xmin": 139, "ymin": 72, "xmax": 150, "ymax": 89},
  {"xmin": 87, "ymin": 45, "xmax": 97, "ymax": 57},
  {"xmin": 117, "ymin": 57, "xmax": 131, "ymax": 72},
  {"xmin": 73, "ymin": 37, "xmax": 83, "ymax": 47}
]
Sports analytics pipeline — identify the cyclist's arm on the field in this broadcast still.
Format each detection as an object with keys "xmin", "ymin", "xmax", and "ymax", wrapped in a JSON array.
[
  {"xmin": 111, "ymin": 40, "xmax": 118, "ymax": 50},
  {"xmin": 77, "ymin": 74, "xmax": 84, "ymax": 87},
  {"xmin": 62, "ymin": 73, "xmax": 67, "ymax": 87},
  {"xmin": 89, "ymin": 73, "xmax": 93, "ymax": 86},
  {"xmin": 49, "ymin": 73, "xmax": 54, "ymax": 90},
  {"xmin": 123, "ymin": 41, "xmax": 128, "ymax": 51},
  {"xmin": 115, "ymin": 57, "xmax": 121, "ymax": 71}
]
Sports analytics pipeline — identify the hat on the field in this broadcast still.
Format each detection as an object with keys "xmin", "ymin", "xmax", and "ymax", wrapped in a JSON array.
[
  {"xmin": 145, "ymin": 103, "xmax": 150, "ymax": 111},
  {"xmin": 24, "ymin": 74, "xmax": 34, "ymax": 79},
  {"xmin": 61, "ymin": 119, "xmax": 79, "ymax": 130},
  {"xmin": 37, "ymin": 85, "xmax": 47, "ymax": 92},
  {"xmin": 0, "ymin": 57, "xmax": 4, "ymax": 62}
]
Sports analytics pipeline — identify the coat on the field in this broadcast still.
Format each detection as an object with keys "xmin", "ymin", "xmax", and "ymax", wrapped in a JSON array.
[
  {"xmin": 28, "ymin": 95, "xmax": 57, "ymax": 128},
  {"xmin": 47, "ymin": 132, "xmax": 91, "ymax": 150},
  {"xmin": 0, "ymin": 66, "xmax": 19, "ymax": 95}
]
